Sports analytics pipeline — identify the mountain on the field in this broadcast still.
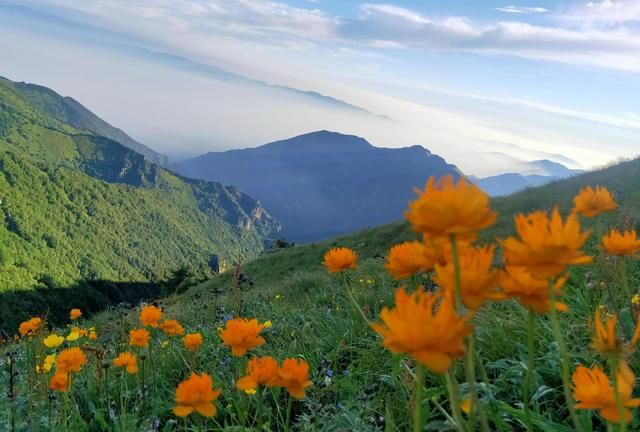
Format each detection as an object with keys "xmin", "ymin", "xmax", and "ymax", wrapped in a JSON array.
[
  {"xmin": 475, "ymin": 160, "xmax": 583, "ymax": 196},
  {"xmin": 0, "ymin": 76, "xmax": 279, "ymax": 291},
  {"xmin": 171, "ymin": 131, "xmax": 460, "ymax": 243},
  {"xmin": 5, "ymin": 77, "xmax": 169, "ymax": 166}
]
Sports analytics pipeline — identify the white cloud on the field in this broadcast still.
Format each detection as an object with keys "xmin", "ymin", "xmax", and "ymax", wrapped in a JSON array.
[
  {"xmin": 495, "ymin": 6, "xmax": 548, "ymax": 14},
  {"xmin": 564, "ymin": 0, "xmax": 640, "ymax": 25}
]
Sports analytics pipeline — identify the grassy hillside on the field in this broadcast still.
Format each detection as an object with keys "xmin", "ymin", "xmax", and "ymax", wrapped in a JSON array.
[
  {"xmin": 2, "ymin": 159, "xmax": 638, "ymax": 431},
  {"xmin": 0, "ymin": 77, "xmax": 279, "ymax": 321}
]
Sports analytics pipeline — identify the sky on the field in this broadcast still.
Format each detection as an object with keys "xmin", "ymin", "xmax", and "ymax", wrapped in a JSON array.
[{"xmin": 1, "ymin": 0, "xmax": 639, "ymax": 176}]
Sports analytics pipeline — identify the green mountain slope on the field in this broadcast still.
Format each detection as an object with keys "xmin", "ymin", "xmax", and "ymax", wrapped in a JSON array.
[
  {"xmin": 0, "ymin": 77, "xmax": 280, "ymax": 291},
  {"xmin": 4, "ymin": 76, "xmax": 168, "ymax": 166},
  {"xmin": 194, "ymin": 156, "xmax": 640, "ymax": 295}
]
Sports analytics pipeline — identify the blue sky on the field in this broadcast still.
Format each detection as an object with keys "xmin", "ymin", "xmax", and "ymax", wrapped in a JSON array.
[{"xmin": 0, "ymin": 0, "xmax": 639, "ymax": 176}]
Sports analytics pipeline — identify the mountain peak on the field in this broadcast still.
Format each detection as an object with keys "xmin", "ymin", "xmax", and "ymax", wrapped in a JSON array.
[{"xmin": 172, "ymin": 131, "xmax": 460, "ymax": 242}]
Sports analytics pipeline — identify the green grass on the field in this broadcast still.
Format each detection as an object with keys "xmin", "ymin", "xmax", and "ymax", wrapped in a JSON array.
[{"xmin": 3, "ymin": 157, "xmax": 640, "ymax": 430}]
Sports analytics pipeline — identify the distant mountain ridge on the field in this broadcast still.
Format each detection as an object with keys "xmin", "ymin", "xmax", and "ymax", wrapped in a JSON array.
[
  {"xmin": 171, "ymin": 131, "xmax": 460, "ymax": 242},
  {"xmin": 474, "ymin": 160, "xmax": 583, "ymax": 196},
  {"xmin": 0, "ymin": 76, "xmax": 279, "ymax": 290}
]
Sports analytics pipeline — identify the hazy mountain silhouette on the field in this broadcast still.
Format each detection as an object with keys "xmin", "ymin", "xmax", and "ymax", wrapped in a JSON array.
[{"xmin": 172, "ymin": 131, "xmax": 460, "ymax": 242}]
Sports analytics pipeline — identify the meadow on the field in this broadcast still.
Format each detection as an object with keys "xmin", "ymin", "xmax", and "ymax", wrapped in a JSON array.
[{"xmin": 2, "ymin": 168, "xmax": 640, "ymax": 431}]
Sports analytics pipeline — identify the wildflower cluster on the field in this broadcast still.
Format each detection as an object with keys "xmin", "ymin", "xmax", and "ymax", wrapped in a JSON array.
[{"xmin": 324, "ymin": 176, "xmax": 640, "ymax": 431}]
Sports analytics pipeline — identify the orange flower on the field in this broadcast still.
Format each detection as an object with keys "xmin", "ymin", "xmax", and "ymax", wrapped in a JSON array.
[
  {"xmin": 173, "ymin": 373, "xmax": 221, "ymax": 418},
  {"xmin": 433, "ymin": 245, "xmax": 503, "ymax": 310},
  {"xmin": 278, "ymin": 358, "xmax": 313, "ymax": 399},
  {"xmin": 183, "ymin": 333, "xmax": 203, "ymax": 352},
  {"xmin": 371, "ymin": 287, "xmax": 472, "ymax": 374},
  {"xmin": 56, "ymin": 347, "xmax": 87, "ymax": 374},
  {"xmin": 322, "ymin": 247, "xmax": 357, "ymax": 273},
  {"xmin": 49, "ymin": 373, "xmax": 69, "ymax": 392},
  {"xmin": 113, "ymin": 352, "xmax": 138, "ymax": 374},
  {"xmin": 69, "ymin": 309, "xmax": 82, "ymax": 320},
  {"xmin": 591, "ymin": 309, "xmax": 640, "ymax": 356},
  {"xmin": 573, "ymin": 186, "xmax": 617, "ymax": 218},
  {"xmin": 236, "ymin": 356, "xmax": 281, "ymax": 392},
  {"xmin": 500, "ymin": 267, "xmax": 568, "ymax": 313},
  {"xmin": 140, "ymin": 305, "xmax": 163, "ymax": 327},
  {"xmin": 501, "ymin": 208, "xmax": 592, "ymax": 278},
  {"xmin": 573, "ymin": 362, "xmax": 640, "ymax": 423},
  {"xmin": 219, "ymin": 318, "xmax": 266, "ymax": 356},
  {"xmin": 405, "ymin": 175, "xmax": 496, "ymax": 241},
  {"xmin": 385, "ymin": 241, "xmax": 437, "ymax": 280},
  {"xmin": 129, "ymin": 328, "xmax": 150, "ymax": 348},
  {"xmin": 602, "ymin": 229, "xmax": 640, "ymax": 257},
  {"xmin": 159, "ymin": 320, "xmax": 185, "ymax": 337},
  {"xmin": 18, "ymin": 317, "xmax": 42, "ymax": 336}
]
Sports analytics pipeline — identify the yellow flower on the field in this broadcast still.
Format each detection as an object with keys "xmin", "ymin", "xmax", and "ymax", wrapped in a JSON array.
[
  {"xmin": 173, "ymin": 373, "xmax": 222, "ymax": 418},
  {"xmin": 572, "ymin": 186, "xmax": 617, "ymax": 218},
  {"xmin": 433, "ymin": 245, "xmax": 503, "ymax": 310},
  {"xmin": 500, "ymin": 267, "xmax": 568, "ymax": 313},
  {"xmin": 44, "ymin": 334, "xmax": 65, "ymax": 348},
  {"xmin": 219, "ymin": 318, "xmax": 265, "ymax": 356},
  {"xmin": 460, "ymin": 398, "xmax": 471, "ymax": 415},
  {"xmin": 632, "ymin": 294, "xmax": 640, "ymax": 305},
  {"xmin": 69, "ymin": 309, "xmax": 82, "ymax": 321},
  {"xmin": 113, "ymin": 352, "xmax": 138, "ymax": 374},
  {"xmin": 385, "ymin": 241, "xmax": 437, "ymax": 280},
  {"xmin": 501, "ymin": 208, "xmax": 592, "ymax": 278},
  {"xmin": 263, "ymin": 320, "xmax": 273, "ymax": 329},
  {"xmin": 43, "ymin": 354, "xmax": 56, "ymax": 372},
  {"xmin": 601, "ymin": 229, "xmax": 640, "ymax": 257},
  {"xmin": 573, "ymin": 362, "xmax": 640, "ymax": 423},
  {"xmin": 322, "ymin": 247, "xmax": 358, "ymax": 273},
  {"xmin": 371, "ymin": 287, "xmax": 472, "ymax": 374},
  {"xmin": 66, "ymin": 331, "xmax": 80, "ymax": 342},
  {"xmin": 405, "ymin": 175, "xmax": 496, "ymax": 241}
]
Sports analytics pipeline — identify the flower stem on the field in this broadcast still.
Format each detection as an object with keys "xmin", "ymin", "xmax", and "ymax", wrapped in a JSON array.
[
  {"xmin": 340, "ymin": 272, "xmax": 370, "ymax": 324},
  {"xmin": 444, "ymin": 369, "xmax": 466, "ymax": 432},
  {"xmin": 608, "ymin": 356, "xmax": 628, "ymax": 432},
  {"xmin": 523, "ymin": 309, "xmax": 535, "ymax": 431},
  {"xmin": 285, "ymin": 395, "xmax": 293, "ymax": 432},
  {"xmin": 413, "ymin": 365, "xmax": 425, "ymax": 432},
  {"xmin": 450, "ymin": 235, "xmax": 490, "ymax": 432},
  {"xmin": 548, "ymin": 282, "xmax": 583, "ymax": 432}
]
